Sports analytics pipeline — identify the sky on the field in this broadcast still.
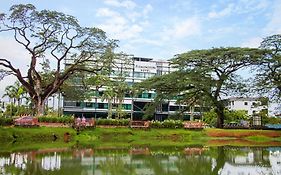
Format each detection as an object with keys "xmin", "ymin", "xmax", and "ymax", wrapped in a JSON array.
[{"xmin": 0, "ymin": 0, "xmax": 281, "ymax": 101}]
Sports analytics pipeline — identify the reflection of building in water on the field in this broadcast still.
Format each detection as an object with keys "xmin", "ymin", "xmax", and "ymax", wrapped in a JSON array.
[
  {"xmin": 184, "ymin": 147, "xmax": 207, "ymax": 155},
  {"xmin": 269, "ymin": 150, "xmax": 281, "ymax": 175},
  {"xmin": 0, "ymin": 153, "xmax": 28, "ymax": 174},
  {"xmin": 220, "ymin": 163, "xmax": 272, "ymax": 175},
  {"xmin": 2, "ymin": 147, "xmax": 281, "ymax": 174},
  {"xmin": 41, "ymin": 152, "xmax": 61, "ymax": 171},
  {"xmin": 129, "ymin": 147, "xmax": 150, "ymax": 155},
  {"xmin": 0, "ymin": 153, "xmax": 28, "ymax": 169},
  {"xmin": 0, "ymin": 151, "xmax": 62, "ymax": 173},
  {"xmin": 218, "ymin": 148, "xmax": 273, "ymax": 175}
]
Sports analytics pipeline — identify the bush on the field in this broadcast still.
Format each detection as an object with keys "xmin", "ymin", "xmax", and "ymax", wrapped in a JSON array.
[
  {"xmin": 150, "ymin": 120, "xmax": 184, "ymax": 128},
  {"xmin": 96, "ymin": 119, "xmax": 130, "ymax": 126},
  {"xmin": 0, "ymin": 117, "xmax": 13, "ymax": 126},
  {"xmin": 3, "ymin": 104, "xmax": 32, "ymax": 117},
  {"xmin": 163, "ymin": 120, "xmax": 183, "ymax": 128},
  {"xmin": 150, "ymin": 120, "xmax": 163, "ymax": 128},
  {"xmin": 38, "ymin": 115, "xmax": 74, "ymax": 124}
]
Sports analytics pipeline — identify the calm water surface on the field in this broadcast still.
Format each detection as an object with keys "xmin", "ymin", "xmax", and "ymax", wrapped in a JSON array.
[{"xmin": 0, "ymin": 146, "xmax": 281, "ymax": 175}]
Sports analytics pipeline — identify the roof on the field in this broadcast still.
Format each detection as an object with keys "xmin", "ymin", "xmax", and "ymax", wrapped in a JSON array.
[{"xmin": 227, "ymin": 97, "xmax": 261, "ymax": 101}]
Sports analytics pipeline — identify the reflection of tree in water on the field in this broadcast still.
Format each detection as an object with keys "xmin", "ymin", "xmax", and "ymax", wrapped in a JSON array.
[
  {"xmin": 139, "ymin": 152, "xmax": 213, "ymax": 175},
  {"xmin": 142, "ymin": 154, "xmax": 176, "ymax": 175},
  {"xmin": 99, "ymin": 156, "xmax": 136, "ymax": 175},
  {"xmin": 175, "ymin": 155, "xmax": 213, "ymax": 175},
  {"xmin": 211, "ymin": 146, "xmax": 225, "ymax": 175},
  {"xmin": 50, "ymin": 157, "xmax": 84, "ymax": 175}
]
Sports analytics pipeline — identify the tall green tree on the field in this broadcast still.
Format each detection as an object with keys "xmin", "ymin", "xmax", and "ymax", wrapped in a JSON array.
[
  {"xmin": 0, "ymin": 4, "xmax": 116, "ymax": 115},
  {"xmin": 140, "ymin": 47, "xmax": 265, "ymax": 128},
  {"xmin": 255, "ymin": 34, "xmax": 281, "ymax": 100},
  {"xmin": 172, "ymin": 47, "xmax": 265, "ymax": 128}
]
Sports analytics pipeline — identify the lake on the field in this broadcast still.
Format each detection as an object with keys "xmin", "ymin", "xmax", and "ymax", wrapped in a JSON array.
[{"xmin": 0, "ymin": 146, "xmax": 280, "ymax": 175}]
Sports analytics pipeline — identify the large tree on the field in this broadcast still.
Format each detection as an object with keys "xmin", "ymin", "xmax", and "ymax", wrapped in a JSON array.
[
  {"xmin": 172, "ymin": 47, "xmax": 265, "ymax": 128},
  {"xmin": 140, "ymin": 47, "xmax": 265, "ymax": 128},
  {"xmin": 0, "ymin": 4, "xmax": 116, "ymax": 115},
  {"xmin": 255, "ymin": 34, "xmax": 281, "ymax": 100}
]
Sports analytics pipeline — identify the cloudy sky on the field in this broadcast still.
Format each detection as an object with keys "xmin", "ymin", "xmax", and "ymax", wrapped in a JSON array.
[{"xmin": 0, "ymin": 0, "xmax": 281, "ymax": 98}]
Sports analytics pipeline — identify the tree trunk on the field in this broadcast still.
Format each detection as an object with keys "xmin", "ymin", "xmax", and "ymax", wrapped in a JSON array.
[
  {"xmin": 215, "ymin": 106, "xmax": 225, "ymax": 128},
  {"xmin": 107, "ymin": 99, "xmax": 112, "ymax": 119},
  {"xmin": 212, "ymin": 146, "xmax": 225, "ymax": 175},
  {"xmin": 35, "ymin": 97, "xmax": 45, "ymax": 116}
]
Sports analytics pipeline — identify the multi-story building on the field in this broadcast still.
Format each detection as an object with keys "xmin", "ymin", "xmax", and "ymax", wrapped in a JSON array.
[
  {"xmin": 227, "ymin": 97, "xmax": 268, "ymax": 116},
  {"xmin": 63, "ymin": 57, "xmax": 201, "ymax": 120}
]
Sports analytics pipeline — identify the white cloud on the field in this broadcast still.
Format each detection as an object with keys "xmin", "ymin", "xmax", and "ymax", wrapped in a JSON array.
[
  {"xmin": 208, "ymin": 3, "xmax": 234, "ymax": 19},
  {"xmin": 163, "ymin": 17, "xmax": 201, "ymax": 39},
  {"xmin": 264, "ymin": 0, "xmax": 281, "ymax": 34},
  {"xmin": 143, "ymin": 4, "xmax": 153, "ymax": 16},
  {"xmin": 241, "ymin": 37, "xmax": 262, "ymax": 48},
  {"xmin": 0, "ymin": 36, "xmax": 29, "ymax": 98},
  {"xmin": 95, "ymin": 2, "xmax": 153, "ymax": 41},
  {"xmin": 0, "ymin": 36, "xmax": 29, "ymax": 68},
  {"xmin": 97, "ymin": 8, "xmax": 119, "ymax": 17},
  {"xmin": 103, "ymin": 0, "xmax": 136, "ymax": 9},
  {"xmin": 130, "ymin": 38, "xmax": 162, "ymax": 46},
  {"xmin": 208, "ymin": 0, "xmax": 269, "ymax": 19},
  {"xmin": 96, "ymin": 8, "xmax": 143, "ymax": 40}
]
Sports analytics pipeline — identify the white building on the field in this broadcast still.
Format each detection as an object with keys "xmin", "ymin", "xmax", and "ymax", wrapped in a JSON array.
[
  {"xmin": 63, "ymin": 57, "xmax": 198, "ymax": 120},
  {"xmin": 227, "ymin": 97, "xmax": 268, "ymax": 116}
]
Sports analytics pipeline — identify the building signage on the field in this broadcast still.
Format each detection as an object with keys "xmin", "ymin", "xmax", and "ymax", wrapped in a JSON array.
[{"xmin": 134, "ymin": 61, "xmax": 157, "ymax": 73}]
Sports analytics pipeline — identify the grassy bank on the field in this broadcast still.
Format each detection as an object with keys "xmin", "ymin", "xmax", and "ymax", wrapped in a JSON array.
[
  {"xmin": 76, "ymin": 128, "xmax": 208, "ymax": 148},
  {"xmin": 1, "ymin": 127, "xmax": 281, "ymax": 152},
  {"xmin": 0, "ymin": 127, "xmax": 76, "ymax": 142}
]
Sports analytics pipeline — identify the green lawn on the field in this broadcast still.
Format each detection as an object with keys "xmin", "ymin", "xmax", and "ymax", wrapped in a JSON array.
[{"xmin": 1, "ymin": 127, "xmax": 281, "ymax": 152}]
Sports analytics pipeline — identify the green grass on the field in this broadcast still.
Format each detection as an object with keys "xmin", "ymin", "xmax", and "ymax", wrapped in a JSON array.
[
  {"xmin": 76, "ymin": 128, "xmax": 209, "ymax": 148},
  {"xmin": 0, "ymin": 126, "xmax": 76, "ymax": 142},
  {"xmin": 1, "ymin": 127, "xmax": 281, "ymax": 152},
  {"xmin": 246, "ymin": 136, "xmax": 273, "ymax": 142}
]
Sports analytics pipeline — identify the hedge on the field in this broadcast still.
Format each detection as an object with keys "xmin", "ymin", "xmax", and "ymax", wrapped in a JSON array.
[
  {"xmin": 38, "ymin": 116, "xmax": 74, "ymax": 124},
  {"xmin": 0, "ymin": 118, "xmax": 14, "ymax": 126},
  {"xmin": 150, "ymin": 120, "xmax": 184, "ymax": 129},
  {"xmin": 96, "ymin": 119, "xmax": 130, "ymax": 126}
]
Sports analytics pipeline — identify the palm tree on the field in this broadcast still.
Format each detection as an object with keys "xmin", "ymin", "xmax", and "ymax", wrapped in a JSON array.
[
  {"xmin": 2, "ymin": 81, "xmax": 28, "ymax": 116},
  {"xmin": 102, "ymin": 86, "xmax": 116, "ymax": 119}
]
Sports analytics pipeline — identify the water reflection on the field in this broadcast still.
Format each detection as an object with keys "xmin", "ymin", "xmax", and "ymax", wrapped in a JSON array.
[{"xmin": 0, "ymin": 146, "xmax": 281, "ymax": 175}]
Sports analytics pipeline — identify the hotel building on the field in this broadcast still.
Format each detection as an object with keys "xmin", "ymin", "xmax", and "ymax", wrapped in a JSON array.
[{"xmin": 63, "ymin": 57, "xmax": 201, "ymax": 120}]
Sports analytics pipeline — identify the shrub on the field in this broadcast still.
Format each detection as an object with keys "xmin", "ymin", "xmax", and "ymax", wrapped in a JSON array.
[
  {"xmin": 150, "ymin": 120, "xmax": 184, "ymax": 128},
  {"xmin": 96, "ymin": 119, "xmax": 130, "ymax": 126},
  {"xmin": 38, "ymin": 115, "xmax": 74, "ymax": 124},
  {"xmin": 150, "ymin": 120, "xmax": 162, "ymax": 128},
  {"xmin": 0, "ymin": 117, "xmax": 13, "ymax": 126},
  {"xmin": 162, "ymin": 120, "xmax": 183, "ymax": 128}
]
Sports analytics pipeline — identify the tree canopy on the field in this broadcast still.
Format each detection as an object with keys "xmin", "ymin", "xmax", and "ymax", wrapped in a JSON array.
[
  {"xmin": 255, "ymin": 34, "xmax": 281, "ymax": 100},
  {"xmin": 0, "ymin": 4, "xmax": 116, "ymax": 115},
  {"xmin": 139, "ymin": 47, "xmax": 266, "ymax": 128}
]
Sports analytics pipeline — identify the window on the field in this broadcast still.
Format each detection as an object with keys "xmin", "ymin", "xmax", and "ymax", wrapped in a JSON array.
[
  {"xmin": 98, "ymin": 103, "xmax": 108, "ymax": 109},
  {"xmin": 244, "ymin": 102, "xmax": 248, "ymax": 106},
  {"xmin": 142, "ymin": 93, "xmax": 149, "ymax": 98},
  {"xmin": 76, "ymin": 102, "xmax": 82, "ymax": 107},
  {"xmin": 122, "ymin": 104, "xmax": 132, "ymax": 110},
  {"xmin": 64, "ymin": 101, "xmax": 76, "ymax": 107},
  {"xmin": 98, "ymin": 91, "xmax": 104, "ymax": 96},
  {"xmin": 162, "ymin": 103, "xmax": 168, "ymax": 112},
  {"xmin": 85, "ymin": 102, "xmax": 93, "ymax": 108},
  {"xmin": 170, "ymin": 106, "xmax": 180, "ymax": 111}
]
